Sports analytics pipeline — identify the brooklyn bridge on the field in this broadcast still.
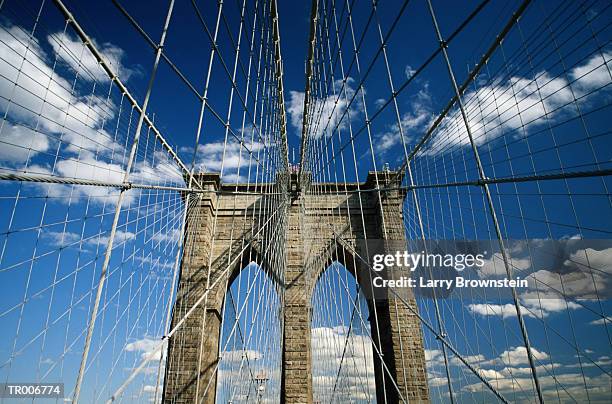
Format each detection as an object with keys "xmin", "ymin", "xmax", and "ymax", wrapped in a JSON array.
[{"xmin": 0, "ymin": 0, "xmax": 610, "ymax": 402}]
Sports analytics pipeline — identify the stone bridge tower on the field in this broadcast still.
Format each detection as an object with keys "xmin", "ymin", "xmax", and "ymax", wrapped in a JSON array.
[{"xmin": 162, "ymin": 171, "xmax": 430, "ymax": 403}]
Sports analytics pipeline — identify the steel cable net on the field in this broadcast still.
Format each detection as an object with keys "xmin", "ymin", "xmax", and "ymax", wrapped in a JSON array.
[
  {"xmin": 300, "ymin": 0, "xmax": 611, "ymax": 403},
  {"xmin": 0, "ymin": 0, "xmax": 610, "ymax": 403},
  {"xmin": 0, "ymin": 0, "xmax": 287, "ymax": 402}
]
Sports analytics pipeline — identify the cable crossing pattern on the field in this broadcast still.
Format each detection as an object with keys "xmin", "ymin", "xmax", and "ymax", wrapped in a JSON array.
[{"xmin": 0, "ymin": 0, "xmax": 610, "ymax": 403}]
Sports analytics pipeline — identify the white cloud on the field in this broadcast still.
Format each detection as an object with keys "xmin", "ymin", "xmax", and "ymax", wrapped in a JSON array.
[
  {"xmin": 19, "ymin": 150, "xmax": 182, "ymax": 205},
  {"xmin": 424, "ymin": 52, "xmax": 612, "ymax": 154},
  {"xmin": 468, "ymin": 302, "xmax": 537, "ymax": 319},
  {"xmin": 287, "ymin": 78, "xmax": 358, "ymax": 139},
  {"xmin": 220, "ymin": 349, "xmax": 262, "ymax": 364},
  {"xmin": 22, "ymin": 156, "xmax": 131, "ymax": 204},
  {"xmin": 0, "ymin": 20, "xmax": 147, "ymax": 201},
  {"xmin": 468, "ymin": 291, "xmax": 581, "ymax": 320},
  {"xmin": 56, "ymin": 154, "xmax": 125, "ymax": 183},
  {"xmin": 463, "ymin": 370, "xmax": 611, "ymax": 402},
  {"xmin": 216, "ymin": 352, "xmax": 281, "ymax": 404},
  {"xmin": 43, "ymin": 230, "xmax": 81, "ymax": 247},
  {"xmin": 589, "ymin": 316, "xmax": 612, "ymax": 326},
  {"xmin": 431, "ymin": 342, "xmax": 609, "ymax": 402},
  {"xmin": 43, "ymin": 228, "xmax": 136, "ymax": 250},
  {"xmin": 287, "ymin": 90, "xmax": 305, "ymax": 132},
  {"xmin": 374, "ymin": 98, "xmax": 386, "ymax": 108},
  {"xmin": 526, "ymin": 247, "xmax": 612, "ymax": 300},
  {"xmin": 477, "ymin": 368, "xmax": 505, "ymax": 380},
  {"xmin": 467, "ymin": 242, "xmax": 610, "ymax": 320},
  {"xmin": 0, "ymin": 123, "xmax": 50, "ymax": 163},
  {"xmin": 134, "ymin": 255, "xmax": 176, "ymax": 272},
  {"xmin": 477, "ymin": 252, "xmax": 532, "ymax": 278},
  {"xmin": 0, "ymin": 24, "xmax": 121, "ymax": 161},
  {"xmin": 0, "ymin": 20, "xmax": 180, "ymax": 210},
  {"xmin": 182, "ymin": 139, "xmax": 265, "ymax": 182},
  {"xmin": 88, "ymin": 229, "xmax": 135, "ymax": 248},
  {"xmin": 405, "ymin": 65, "xmax": 416, "ymax": 79},
  {"xmin": 311, "ymin": 326, "xmax": 376, "ymax": 403},
  {"xmin": 427, "ymin": 347, "xmax": 488, "ymax": 372},
  {"xmin": 49, "ymin": 31, "xmax": 139, "ymax": 83},
  {"xmin": 428, "ymin": 376, "xmax": 450, "ymax": 387},
  {"xmin": 520, "ymin": 291, "xmax": 581, "ymax": 313},
  {"xmin": 150, "ymin": 229, "xmax": 182, "ymax": 244},
  {"xmin": 40, "ymin": 357, "xmax": 54, "ymax": 366},
  {"xmin": 456, "ymin": 347, "xmax": 552, "ymax": 389},
  {"xmin": 499, "ymin": 362, "xmax": 562, "ymax": 378},
  {"xmin": 131, "ymin": 150, "xmax": 184, "ymax": 185},
  {"xmin": 570, "ymin": 354, "xmax": 612, "ymax": 368},
  {"xmin": 495, "ymin": 346, "xmax": 549, "ymax": 366},
  {"xmin": 425, "ymin": 348, "xmax": 443, "ymax": 363},
  {"xmin": 566, "ymin": 247, "xmax": 612, "ymax": 273},
  {"xmin": 125, "ymin": 337, "xmax": 163, "ymax": 362},
  {"xmin": 374, "ymin": 84, "xmax": 434, "ymax": 156},
  {"xmin": 450, "ymin": 353, "xmax": 485, "ymax": 367},
  {"xmin": 570, "ymin": 51, "xmax": 612, "ymax": 89}
]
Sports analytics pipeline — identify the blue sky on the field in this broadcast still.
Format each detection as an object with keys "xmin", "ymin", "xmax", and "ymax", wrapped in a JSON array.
[{"xmin": 0, "ymin": 0, "xmax": 611, "ymax": 403}]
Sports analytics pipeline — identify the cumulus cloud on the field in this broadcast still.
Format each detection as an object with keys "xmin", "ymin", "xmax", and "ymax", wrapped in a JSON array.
[
  {"xmin": 150, "ymin": 228, "xmax": 182, "ymax": 244},
  {"xmin": 125, "ymin": 337, "xmax": 163, "ymax": 362},
  {"xmin": 570, "ymin": 51, "xmax": 612, "ymax": 89},
  {"xmin": 422, "ymin": 51, "xmax": 612, "ymax": 154},
  {"xmin": 494, "ymin": 346, "xmax": 549, "ymax": 366},
  {"xmin": 468, "ymin": 302, "xmax": 538, "ymax": 319},
  {"xmin": 520, "ymin": 291, "xmax": 581, "ymax": 313},
  {"xmin": 311, "ymin": 326, "xmax": 376, "ymax": 403},
  {"xmin": 374, "ymin": 98, "xmax": 386, "ymax": 108},
  {"xmin": 140, "ymin": 383, "xmax": 164, "ymax": 403},
  {"xmin": 427, "ymin": 348, "xmax": 488, "ymax": 386},
  {"xmin": 0, "ymin": 23, "xmax": 123, "ymax": 165},
  {"xmin": 468, "ymin": 291, "xmax": 582, "ymax": 320},
  {"xmin": 427, "ymin": 342, "xmax": 610, "ymax": 402},
  {"xmin": 477, "ymin": 252, "xmax": 532, "ymax": 278},
  {"xmin": 464, "ymin": 241, "xmax": 600, "ymax": 319},
  {"xmin": 463, "ymin": 368, "xmax": 611, "ymax": 402},
  {"xmin": 526, "ymin": 246, "xmax": 612, "ymax": 300},
  {"xmin": 57, "ymin": 154, "xmax": 125, "ymax": 183},
  {"xmin": 589, "ymin": 316, "xmax": 612, "ymax": 326},
  {"xmin": 88, "ymin": 229, "xmax": 135, "ymax": 247},
  {"xmin": 181, "ymin": 138, "xmax": 266, "ymax": 183},
  {"xmin": 0, "ymin": 123, "xmax": 50, "ymax": 162},
  {"xmin": 452, "ymin": 353, "xmax": 486, "ymax": 366},
  {"xmin": 465, "ymin": 240, "xmax": 611, "ymax": 320},
  {"xmin": 405, "ymin": 65, "xmax": 416, "ymax": 79},
  {"xmin": 134, "ymin": 255, "xmax": 176, "ymax": 272},
  {"xmin": 216, "ymin": 349, "xmax": 281, "ymax": 404},
  {"xmin": 43, "ymin": 230, "xmax": 82, "ymax": 247},
  {"xmin": 49, "ymin": 31, "xmax": 140, "ymax": 83},
  {"xmin": 287, "ymin": 78, "xmax": 358, "ymax": 139},
  {"xmin": 374, "ymin": 83, "xmax": 434, "ymax": 156},
  {"xmin": 425, "ymin": 348, "xmax": 444, "ymax": 364},
  {"xmin": 0, "ymin": 23, "xmax": 180, "ymax": 203},
  {"xmin": 131, "ymin": 150, "xmax": 184, "ymax": 185},
  {"xmin": 220, "ymin": 349, "xmax": 262, "ymax": 363},
  {"xmin": 20, "ymin": 157, "xmax": 130, "ymax": 204},
  {"xmin": 43, "ymin": 228, "xmax": 136, "ymax": 250},
  {"xmin": 287, "ymin": 90, "xmax": 305, "ymax": 131}
]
